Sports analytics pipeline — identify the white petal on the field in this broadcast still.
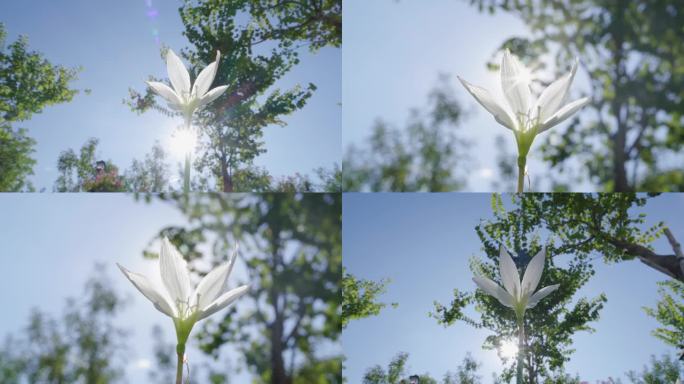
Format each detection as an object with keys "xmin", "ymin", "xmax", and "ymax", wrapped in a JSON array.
[
  {"xmin": 473, "ymin": 276, "xmax": 514, "ymax": 308},
  {"xmin": 521, "ymin": 248, "xmax": 545, "ymax": 296},
  {"xmin": 198, "ymin": 285, "xmax": 249, "ymax": 320},
  {"xmin": 147, "ymin": 81, "xmax": 183, "ymax": 107},
  {"xmin": 192, "ymin": 246, "xmax": 237, "ymax": 310},
  {"xmin": 166, "ymin": 49, "xmax": 191, "ymax": 97},
  {"xmin": 191, "ymin": 51, "xmax": 220, "ymax": 98},
  {"xmin": 539, "ymin": 97, "xmax": 589, "ymax": 132},
  {"xmin": 159, "ymin": 237, "xmax": 192, "ymax": 303},
  {"xmin": 526, "ymin": 284, "xmax": 560, "ymax": 308},
  {"xmin": 198, "ymin": 85, "xmax": 228, "ymax": 108},
  {"xmin": 532, "ymin": 59, "xmax": 578, "ymax": 122},
  {"xmin": 500, "ymin": 49, "xmax": 531, "ymax": 116},
  {"xmin": 499, "ymin": 246, "xmax": 521, "ymax": 299},
  {"xmin": 458, "ymin": 77, "xmax": 517, "ymax": 130},
  {"xmin": 117, "ymin": 263, "xmax": 176, "ymax": 317}
]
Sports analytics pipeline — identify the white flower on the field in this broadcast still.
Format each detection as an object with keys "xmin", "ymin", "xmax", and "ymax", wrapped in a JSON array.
[
  {"xmin": 117, "ymin": 237, "xmax": 248, "ymax": 339},
  {"xmin": 458, "ymin": 50, "xmax": 589, "ymax": 156},
  {"xmin": 147, "ymin": 49, "xmax": 229, "ymax": 123},
  {"xmin": 473, "ymin": 246, "xmax": 559, "ymax": 320}
]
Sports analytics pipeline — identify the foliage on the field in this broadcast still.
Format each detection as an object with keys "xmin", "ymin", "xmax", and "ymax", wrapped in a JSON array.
[
  {"xmin": 127, "ymin": 0, "xmax": 340, "ymax": 191},
  {"xmin": 643, "ymin": 280, "xmax": 684, "ymax": 348},
  {"xmin": 0, "ymin": 23, "xmax": 79, "ymax": 191},
  {"xmin": 343, "ymin": 77, "xmax": 470, "ymax": 192},
  {"xmin": 362, "ymin": 352, "xmax": 481, "ymax": 384},
  {"xmin": 432, "ymin": 194, "xmax": 608, "ymax": 382},
  {"xmin": 468, "ymin": 0, "xmax": 684, "ymax": 191},
  {"xmin": 625, "ymin": 354, "xmax": 683, "ymax": 384},
  {"xmin": 342, "ymin": 269, "xmax": 393, "ymax": 328},
  {"xmin": 191, "ymin": 163, "xmax": 341, "ymax": 192},
  {"xmin": 124, "ymin": 142, "xmax": 171, "ymax": 192},
  {"xmin": 82, "ymin": 165, "xmax": 125, "ymax": 192},
  {"xmin": 54, "ymin": 138, "xmax": 125, "ymax": 192},
  {"xmin": 0, "ymin": 266, "xmax": 128, "ymax": 383},
  {"xmin": 0, "ymin": 125, "xmax": 36, "ymax": 191},
  {"xmin": 145, "ymin": 193, "xmax": 341, "ymax": 384},
  {"xmin": 248, "ymin": 0, "xmax": 341, "ymax": 51}
]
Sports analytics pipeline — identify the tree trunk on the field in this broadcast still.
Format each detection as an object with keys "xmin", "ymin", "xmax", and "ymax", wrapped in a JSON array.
[
  {"xmin": 610, "ymin": 4, "xmax": 630, "ymax": 192},
  {"xmin": 613, "ymin": 118, "xmax": 629, "ymax": 192},
  {"xmin": 270, "ymin": 298, "xmax": 289, "ymax": 384},
  {"xmin": 221, "ymin": 159, "xmax": 233, "ymax": 192}
]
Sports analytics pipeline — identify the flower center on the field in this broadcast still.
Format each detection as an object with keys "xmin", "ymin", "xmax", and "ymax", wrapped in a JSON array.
[
  {"xmin": 515, "ymin": 106, "xmax": 542, "ymax": 133},
  {"xmin": 175, "ymin": 293, "xmax": 201, "ymax": 320}
]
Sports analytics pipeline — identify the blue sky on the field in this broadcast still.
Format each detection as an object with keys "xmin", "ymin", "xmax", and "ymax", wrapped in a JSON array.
[
  {"xmin": 0, "ymin": 194, "xmax": 257, "ymax": 382},
  {"xmin": 343, "ymin": 0, "xmax": 595, "ymax": 191},
  {"xmin": 342, "ymin": 193, "xmax": 683, "ymax": 382},
  {"xmin": 0, "ymin": 0, "xmax": 340, "ymax": 191}
]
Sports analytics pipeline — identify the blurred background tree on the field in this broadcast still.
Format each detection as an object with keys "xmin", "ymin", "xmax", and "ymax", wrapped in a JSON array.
[
  {"xmin": 624, "ymin": 354, "xmax": 683, "ymax": 384},
  {"xmin": 343, "ymin": 77, "xmax": 471, "ymax": 192},
  {"xmin": 145, "ymin": 193, "xmax": 341, "ymax": 384},
  {"xmin": 0, "ymin": 23, "xmax": 80, "ymax": 191},
  {"xmin": 53, "ymin": 138, "xmax": 125, "ymax": 192},
  {"xmin": 127, "ymin": 0, "xmax": 341, "ymax": 192},
  {"xmin": 432, "ymin": 194, "xmax": 606, "ymax": 382},
  {"xmin": 362, "ymin": 352, "xmax": 482, "ymax": 384},
  {"xmin": 0, "ymin": 265, "xmax": 128, "ymax": 383},
  {"xmin": 468, "ymin": 0, "xmax": 684, "ymax": 191},
  {"xmin": 124, "ymin": 142, "xmax": 171, "ymax": 193}
]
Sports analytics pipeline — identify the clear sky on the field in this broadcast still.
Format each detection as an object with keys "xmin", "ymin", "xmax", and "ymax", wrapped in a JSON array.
[
  {"xmin": 0, "ymin": 194, "xmax": 256, "ymax": 382},
  {"xmin": 343, "ymin": 0, "xmax": 594, "ymax": 191},
  {"xmin": 342, "ymin": 193, "xmax": 683, "ymax": 382},
  {"xmin": 0, "ymin": 0, "xmax": 340, "ymax": 191}
]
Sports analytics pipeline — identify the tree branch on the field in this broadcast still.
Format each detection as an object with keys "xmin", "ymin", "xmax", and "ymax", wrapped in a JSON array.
[{"xmin": 606, "ymin": 233, "xmax": 684, "ymax": 282}]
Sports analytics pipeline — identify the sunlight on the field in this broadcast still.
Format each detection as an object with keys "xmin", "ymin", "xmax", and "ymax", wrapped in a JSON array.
[
  {"xmin": 500, "ymin": 339, "xmax": 519, "ymax": 360},
  {"xmin": 169, "ymin": 129, "xmax": 197, "ymax": 157}
]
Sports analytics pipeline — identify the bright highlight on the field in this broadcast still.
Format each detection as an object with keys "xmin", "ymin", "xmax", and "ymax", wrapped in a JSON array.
[
  {"xmin": 169, "ymin": 129, "xmax": 197, "ymax": 157},
  {"xmin": 500, "ymin": 339, "xmax": 519, "ymax": 359}
]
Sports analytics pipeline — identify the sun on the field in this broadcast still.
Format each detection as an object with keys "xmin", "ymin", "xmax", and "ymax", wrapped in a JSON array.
[
  {"xmin": 169, "ymin": 129, "xmax": 197, "ymax": 157},
  {"xmin": 500, "ymin": 339, "xmax": 519, "ymax": 360}
]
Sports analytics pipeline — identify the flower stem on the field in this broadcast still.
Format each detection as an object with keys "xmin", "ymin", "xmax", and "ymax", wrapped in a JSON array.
[
  {"xmin": 517, "ymin": 156, "xmax": 526, "ymax": 193},
  {"xmin": 516, "ymin": 320, "xmax": 524, "ymax": 384},
  {"xmin": 184, "ymin": 151, "xmax": 191, "ymax": 194},
  {"xmin": 176, "ymin": 343, "xmax": 185, "ymax": 384}
]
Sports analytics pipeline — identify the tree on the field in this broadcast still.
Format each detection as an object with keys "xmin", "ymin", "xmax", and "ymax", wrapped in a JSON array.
[
  {"xmin": 189, "ymin": 164, "xmax": 341, "ymax": 192},
  {"xmin": 343, "ymin": 77, "xmax": 470, "ymax": 192},
  {"xmin": 362, "ymin": 352, "xmax": 482, "ymax": 384},
  {"xmin": 124, "ymin": 142, "xmax": 171, "ymax": 192},
  {"xmin": 145, "ymin": 193, "xmax": 341, "ymax": 384},
  {"xmin": 432, "ymin": 194, "xmax": 606, "ymax": 383},
  {"xmin": 248, "ymin": 0, "xmax": 341, "ymax": 51},
  {"xmin": 625, "ymin": 354, "xmax": 683, "ymax": 384},
  {"xmin": 0, "ymin": 265, "xmax": 128, "ymax": 383},
  {"xmin": 0, "ymin": 125, "xmax": 36, "ymax": 191},
  {"xmin": 54, "ymin": 138, "xmax": 125, "ymax": 192},
  {"xmin": 468, "ymin": 1, "xmax": 684, "ymax": 191},
  {"xmin": 0, "ymin": 23, "xmax": 80, "ymax": 191},
  {"xmin": 342, "ymin": 269, "xmax": 393, "ymax": 328},
  {"xmin": 644, "ymin": 280, "xmax": 684, "ymax": 349},
  {"xmin": 127, "ymin": 0, "xmax": 341, "ymax": 192}
]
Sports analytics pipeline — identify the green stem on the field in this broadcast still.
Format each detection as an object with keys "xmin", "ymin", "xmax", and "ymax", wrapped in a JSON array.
[
  {"xmin": 516, "ymin": 320, "xmax": 524, "ymax": 384},
  {"xmin": 517, "ymin": 156, "xmax": 526, "ymax": 193},
  {"xmin": 184, "ymin": 151, "xmax": 191, "ymax": 194},
  {"xmin": 176, "ymin": 343, "xmax": 185, "ymax": 384},
  {"xmin": 182, "ymin": 118, "xmax": 192, "ymax": 195}
]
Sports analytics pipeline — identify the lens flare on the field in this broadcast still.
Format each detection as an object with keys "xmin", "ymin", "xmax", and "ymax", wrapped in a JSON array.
[
  {"xmin": 169, "ymin": 129, "xmax": 197, "ymax": 157},
  {"xmin": 500, "ymin": 339, "xmax": 519, "ymax": 360},
  {"xmin": 143, "ymin": 0, "xmax": 160, "ymax": 44}
]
